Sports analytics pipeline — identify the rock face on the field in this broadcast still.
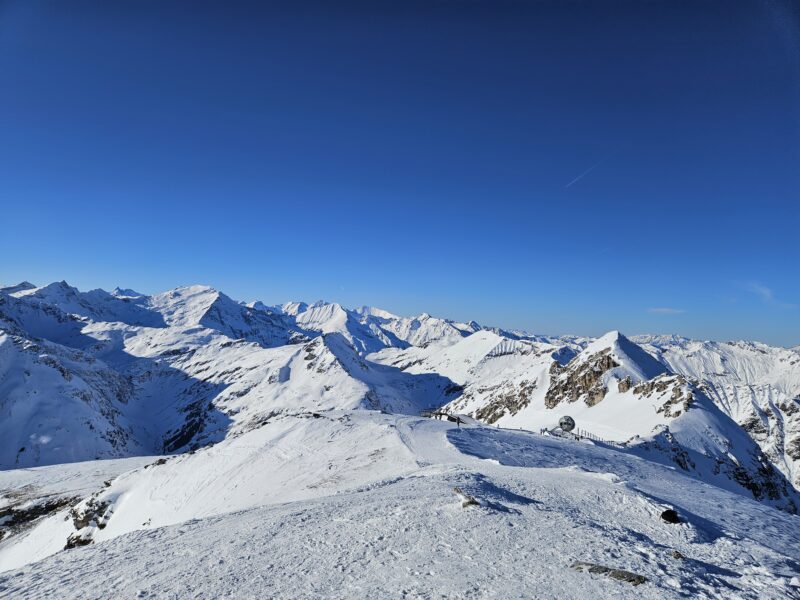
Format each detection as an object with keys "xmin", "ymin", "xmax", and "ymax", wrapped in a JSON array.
[
  {"xmin": 473, "ymin": 380, "xmax": 538, "ymax": 424},
  {"xmin": 545, "ymin": 349, "xmax": 618, "ymax": 409},
  {"xmin": 632, "ymin": 375, "xmax": 694, "ymax": 419},
  {"xmin": 0, "ymin": 497, "xmax": 78, "ymax": 542},
  {"xmin": 543, "ymin": 331, "xmax": 669, "ymax": 410},
  {"xmin": 65, "ymin": 498, "xmax": 112, "ymax": 549},
  {"xmin": 570, "ymin": 562, "xmax": 648, "ymax": 586}
]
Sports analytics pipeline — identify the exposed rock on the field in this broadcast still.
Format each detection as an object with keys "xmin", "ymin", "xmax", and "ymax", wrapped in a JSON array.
[
  {"xmin": 630, "ymin": 374, "xmax": 696, "ymax": 419},
  {"xmin": 723, "ymin": 450, "xmax": 794, "ymax": 508},
  {"xmin": 571, "ymin": 562, "xmax": 647, "ymax": 586},
  {"xmin": 163, "ymin": 398, "xmax": 209, "ymax": 453},
  {"xmin": 473, "ymin": 380, "xmax": 537, "ymax": 424},
  {"xmin": 634, "ymin": 337, "xmax": 800, "ymax": 494},
  {"xmin": 0, "ymin": 496, "xmax": 78, "ymax": 542},
  {"xmin": 443, "ymin": 383, "xmax": 465, "ymax": 396},
  {"xmin": 632, "ymin": 375, "xmax": 675, "ymax": 397},
  {"xmin": 545, "ymin": 349, "xmax": 618, "ymax": 409},
  {"xmin": 740, "ymin": 413, "xmax": 768, "ymax": 436},
  {"xmin": 64, "ymin": 530, "xmax": 93, "ymax": 549},
  {"xmin": 453, "ymin": 487, "xmax": 480, "ymax": 508},
  {"xmin": 627, "ymin": 426, "xmax": 695, "ymax": 472},
  {"xmin": 660, "ymin": 508, "xmax": 680, "ymax": 524},
  {"xmin": 631, "ymin": 425, "xmax": 798, "ymax": 513},
  {"xmin": 659, "ymin": 383, "xmax": 694, "ymax": 419},
  {"xmin": 787, "ymin": 437, "xmax": 800, "ymax": 461},
  {"xmin": 69, "ymin": 498, "xmax": 110, "ymax": 531},
  {"xmin": 65, "ymin": 497, "xmax": 112, "ymax": 550}
]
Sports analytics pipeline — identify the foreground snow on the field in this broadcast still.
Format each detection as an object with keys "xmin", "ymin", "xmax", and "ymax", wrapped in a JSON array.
[{"xmin": 1, "ymin": 414, "xmax": 799, "ymax": 599}]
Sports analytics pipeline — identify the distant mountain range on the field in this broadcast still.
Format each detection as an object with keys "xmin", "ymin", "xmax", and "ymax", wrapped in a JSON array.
[{"xmin": 1, "ymin": 280, "xmax": 797, "ymax": 505}]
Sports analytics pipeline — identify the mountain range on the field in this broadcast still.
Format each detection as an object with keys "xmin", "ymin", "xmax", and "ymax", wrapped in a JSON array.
[{"xmin": 1, "ymin": 280, "xmax": 799, "ymax": 597}]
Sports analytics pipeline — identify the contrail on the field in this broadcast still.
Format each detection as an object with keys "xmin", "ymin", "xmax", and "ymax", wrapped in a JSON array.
[{"xmin": 564, "ymin": 160, "xmax": 603, "ymax": 188}]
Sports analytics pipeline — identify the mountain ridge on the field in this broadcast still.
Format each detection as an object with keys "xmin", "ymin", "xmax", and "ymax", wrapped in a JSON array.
[
  {"xmin": 1, "ymin": 280, "xmax": 798, "ymax": 509},
  {"xmin": 1, "ymin": 278, "xmax": 800, "ymax": 592}
]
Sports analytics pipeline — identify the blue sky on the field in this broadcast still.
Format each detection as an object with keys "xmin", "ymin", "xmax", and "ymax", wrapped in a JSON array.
[{"xmin": 1, "ymin": 1, "xmax": 798, "ymax": 345}]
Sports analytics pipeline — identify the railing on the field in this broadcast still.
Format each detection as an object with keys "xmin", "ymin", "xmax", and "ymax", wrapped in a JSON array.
[
  {"xmin": 539, "ymin": 426, "xmax": 623, "ymax": 448},
  {"xmin": 421, "ymin": 408, "xmax": 623, "ymax": 447}
]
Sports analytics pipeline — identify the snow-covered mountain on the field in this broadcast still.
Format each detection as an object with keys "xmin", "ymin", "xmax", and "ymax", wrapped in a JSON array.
[
  {"xmin": 0, "ymin": 282, "xmax": 462, "ymax": 467},
  {"xmin": 1, "ymin": 280, "xmax": 799, "ymax": 597},
  {"xmin": 1, "ymin": 280, "xmax": 797, "ymax": 501},
  {"xmin": 634, "ymin": 335, "xmax": 800, "ymax": 490},
  {"xmin": 383, "ymin": 330, "xmax": 797, "ymax": 511}
]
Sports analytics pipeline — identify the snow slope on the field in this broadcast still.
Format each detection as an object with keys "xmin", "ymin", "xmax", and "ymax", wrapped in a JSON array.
[
  {"xmin": 0, "ymin": 331, "xmax": 142, "ymax": 468},
  {"xmin": 0, "ymin": 414, "xmax": 798, "ymax": 598},
  {"xmin": 635, "ymin": 336, "xmax": 800, "ymax": 490}
]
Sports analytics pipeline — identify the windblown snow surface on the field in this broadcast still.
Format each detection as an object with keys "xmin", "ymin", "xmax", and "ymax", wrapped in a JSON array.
[{"xmin": 0, "ymin": 281, "xmax": 799, "ymax": 598}]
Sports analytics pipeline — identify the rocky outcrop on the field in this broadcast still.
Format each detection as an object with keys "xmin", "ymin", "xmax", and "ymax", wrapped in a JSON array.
[
  {"xmin": 545, "ymin": 349, "xmax": 618, "ymax": 409},
  {"xmin": 632, "ymin": 375, "xmax": 694, "ymax": 419},
  {"xmin": 701, "ymin": 384, "xmax": 800, "ymax": 490},
  {"xmin": 720, "ymin": 449, "xmax": 794, "ymax": 509},
  {"xmin": 629, "ymin": 425, "xmax": 798, "ymax": 514},
  {"xmin": 65, "ymin": 498, "xmax": 112, "ymax": 549},
  {"xmin": 0, "ymin": 496, "xmax": 78, "ymax": 542},
  {"xmin": 629, "ymin": 426, "xmax": 696, "ymax": 472},
  {"xmin": 571, "ymin": 562, "xmax": 647, "ymax": 586},
  {"xmin": 472, "ymin": 380, "xmax": 538, "ymax": 424}
]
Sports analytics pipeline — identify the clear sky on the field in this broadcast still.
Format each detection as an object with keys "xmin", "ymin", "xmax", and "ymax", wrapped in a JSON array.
[{"xmin": 1, "ymin": 1, "xmax": 798, "ymax": 345}]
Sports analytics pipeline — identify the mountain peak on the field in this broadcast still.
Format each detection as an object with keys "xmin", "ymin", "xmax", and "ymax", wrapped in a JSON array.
[
  {"xmin": 581, "ymin": 330, "xmax": 667, "ymax": 381},
  {"xmin": 279, "ymin": 301, "xmax": 309, "ymax": 316},
  {"xmin": 148, "ymin": 285, "xmax": 221, "ymax": 327},
  {"xmin": 10, "ymin": 280, "xmax": 83, "ymax": 304},
  {"xmin": 585, "ymin": 329, "xmax": 624, "ymax": 349},
  {"xmin": 112, "ymin": 286, "xmax": 144, "ymax": 298},
  {"xmin": 355, "ymin": 306, "xmax": 400, "ymax": 320},
  {"xmin": 39, "ymin": 280, "xmax": 78, "ymax": 293},
  {"xmin": 0, "ymin": 281, "xmax": 36, "ymax": 294}
]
